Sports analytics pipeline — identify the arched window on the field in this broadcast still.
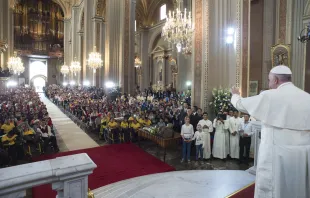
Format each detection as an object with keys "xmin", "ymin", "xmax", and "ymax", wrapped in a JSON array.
[
  {"xmin": 135, "ymin": 20, "xmax": 137, "ymax": 31},
  {"xmin": 160, "ymin": 4, "xmax": 167, "ymax": 20}
]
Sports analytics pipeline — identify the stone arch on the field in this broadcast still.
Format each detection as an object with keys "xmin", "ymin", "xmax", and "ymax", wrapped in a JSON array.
[
  {"xmin": 30, "ymin": 75, "xmax": 47, "ymax": 83},
  {"xmin": 52, "ymin": 0, "xmax": 68, "ymax": 18},
  {"xmin": 304, "ymin": 0, "xmax": 310, "ymax": 16},
  {"xmin": 148, "ymin": 27, "xmax": 164, "ymax": 54}
]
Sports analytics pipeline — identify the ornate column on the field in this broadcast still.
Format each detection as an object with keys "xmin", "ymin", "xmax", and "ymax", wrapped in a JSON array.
[
  {"xmin": 83, "ymin": 0, "xmax": 96, "ymax": 84},
  {"xmin": 262, "ymin": 0, "xmax": 276, "ymax": 89},
  {"xmin": 64, "ymin": 19, "xmax": 71, "ymax": 65},
  {"xmin": 191, "ymin": 0, "xmax": 204, "ymax": 108},
  {"xmin": 105, "ymin": 0, "xmax": 135, "ymax": 93},
  {"xmin": 92, "ymin": 16, "xmax": 104, "ymax": 87},
  {"xmin": 140, "ymin": 29, "xmax": 149, "ymax": 90},
  {"xmin": 77, "ymin": 30, "xmax": 84, "ymax": 84},
  {"xmin": 241, "ymin": 0, "xmax": 251, "ymax": 97},
  {"xmin": 0, "ymin": 0, "xmax": 14, "ymax": 70},
  {"xmin": 71, "ymin": 6, "xmax": 80, "ymax": 63},
  {"xmin": 290, "ymin": 0, "xmax": 307, "ymax": 89}
]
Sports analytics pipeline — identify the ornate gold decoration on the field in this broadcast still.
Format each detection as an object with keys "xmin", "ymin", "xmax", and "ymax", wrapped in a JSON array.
[
  {"xmin": 96, "ymin": 0, "xmax": 106, "ymax": 17},
  {"xmin": 271, "ymin": 42, "xmax": 291, "ymax": 67},
  {"xmin": 235, "ymin": 0, "xmax": 242, "ymax": 88},
  {"xmin": 225, "ymin": 182, "xmax": 255, "ymax": 198},
  {"xmin": 88, "ymin": 188, "xmax": 95, "ymax": 198},
  {"xmin": 0, "ymin": 40, "xmax": 8, "ymax": 53}
]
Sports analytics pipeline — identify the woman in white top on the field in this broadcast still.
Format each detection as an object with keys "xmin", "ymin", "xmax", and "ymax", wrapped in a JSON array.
[{"xmin": 181, "ymin": 116, "xmax": 194, "ymax": 163}]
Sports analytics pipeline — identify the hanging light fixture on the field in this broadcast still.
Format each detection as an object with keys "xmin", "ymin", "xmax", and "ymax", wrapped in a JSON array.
[
  {"xmin": 70, "ymin": 58, "xmax": 81, "ymax": 76},
  {"xmin": 134, "ymin": 57, "xmax": 142, "ymax": 68},
  {"xmin": 7, "ymin": 51, "xmax": 25, "ymax": 75},
  {"xmin": 162, "ymin": 0, "xmax": 193, "ymax": 54},
  {"xmin": 87, "ymin": 46, "xmax": 103, "ymax": 73},
  {"xmin": 60, "ymin": 63, "xmax": 70, "ymax": 77}
]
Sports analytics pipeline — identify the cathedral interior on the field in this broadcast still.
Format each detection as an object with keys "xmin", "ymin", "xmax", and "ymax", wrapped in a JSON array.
[{"xmin": 0, "ymin": 0, "xmax": 308, "ymax": 109}]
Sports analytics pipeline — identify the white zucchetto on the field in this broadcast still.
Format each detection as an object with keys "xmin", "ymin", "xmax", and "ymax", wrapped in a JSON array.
[{"xmin": 270, "ymin": 65, "xmax": 292, "ymax": 75}]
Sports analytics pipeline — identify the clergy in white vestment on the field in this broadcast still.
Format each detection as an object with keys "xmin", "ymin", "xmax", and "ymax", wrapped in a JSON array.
[
  {"xmin": 212, "ymin": 114, "xmax": 229, "ymax": 159},
  {"xmin": 197, "ymin": 112, "xmax": 213, "ymax": 159},
  {"xmin": 228, "ymin": 110, "xmax": 241, "ymax": 159},
  {"xmin": 231, "ymin": 65, "xmax": 310, "ymax": 198}
]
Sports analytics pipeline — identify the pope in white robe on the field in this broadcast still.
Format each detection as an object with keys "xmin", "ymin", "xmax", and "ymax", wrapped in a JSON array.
[
  {"xmin": 197, "ymin": 113, "xmax": 213, "ymax": 159},
  {"xmin": 228, "ymin": 113, "xmax": 242, "ymax": 159},
  {"xmin": 231, "ymin": 65, "xmax": 310, "ymax": 198},
  {"xmin": 212, "ymin": 118, "xmax": 229, "ymax": 159}
]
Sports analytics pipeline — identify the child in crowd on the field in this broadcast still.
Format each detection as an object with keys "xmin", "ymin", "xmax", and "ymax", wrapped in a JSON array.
[
  {"xmin": 180, "ymin": 116, "xmax": 194, "ymax": 163},
  {"xmin": 192, "ymin": 124, "xmax": 204, "ymax": 162}
]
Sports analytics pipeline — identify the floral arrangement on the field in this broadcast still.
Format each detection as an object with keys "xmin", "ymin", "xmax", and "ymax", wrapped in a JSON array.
[{"xmin": 209, "ymin": 87, "xmax": 234, "ymax": 114}]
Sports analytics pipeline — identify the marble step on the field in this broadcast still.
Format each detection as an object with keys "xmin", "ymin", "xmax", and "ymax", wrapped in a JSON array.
[
  {"xmin": 93, "ymin": 170, "xmax": 255, "ymax": 198},
  {"xmin": 93, "ymin": 174, "xmax": 165, "ymax": 197}
]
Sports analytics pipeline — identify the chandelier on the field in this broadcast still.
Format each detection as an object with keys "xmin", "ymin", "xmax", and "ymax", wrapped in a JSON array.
[
  {"xmin": 162, "ymin": 0, "xmax": 193, "ymax": 54},
  {"xmin": 70, "ymin": 58, "xmax": 81, "ymax": 76},
  {"xmin": 134, "ymin": 57, "xmax": 142, "ymax": 68},
  {"xmin": 7, "ymin": 52, "xmax": 25, "ymax": 75},
  {"xmin": 60, "ymin": 63, "xmax": 70, "ymax": 77},
  {"xmin": 87, "ymin": 46, "xmax": 103, "ymax": 73}
]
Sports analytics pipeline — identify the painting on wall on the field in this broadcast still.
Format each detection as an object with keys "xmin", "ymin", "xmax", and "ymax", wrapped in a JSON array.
[{"xmin": 249, "ymin": 81, "xmax": 258, "ymax": 96}]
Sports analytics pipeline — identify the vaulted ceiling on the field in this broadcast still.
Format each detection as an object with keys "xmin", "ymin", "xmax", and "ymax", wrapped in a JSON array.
[{"xmin": 136, "ymin": 0, "xmax": 175, "ymax": 28}]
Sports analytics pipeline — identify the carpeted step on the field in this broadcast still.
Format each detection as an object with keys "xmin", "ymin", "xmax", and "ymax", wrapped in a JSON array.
[{"xmin": 32, "ymin": 143, "xmax": 175, "ymax": 198}]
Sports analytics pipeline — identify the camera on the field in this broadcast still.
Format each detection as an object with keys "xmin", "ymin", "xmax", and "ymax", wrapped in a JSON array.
[{"xmin": 297, "ymin": 24, "xmax": 310, "ymax": 43}]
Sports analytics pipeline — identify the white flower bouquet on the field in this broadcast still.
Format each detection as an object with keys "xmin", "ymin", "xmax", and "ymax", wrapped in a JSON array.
[{"xmin": 209, "ymin": 87, "xmax": 233, "ymax": 114}]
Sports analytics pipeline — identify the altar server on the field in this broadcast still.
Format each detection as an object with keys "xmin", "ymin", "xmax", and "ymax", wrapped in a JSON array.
[
  {"xmin": 228, "ymin": 110, "xmax": 241, "ymax": 159},
  {"xmin": 231, "ymin": 65, "xmax": 310, "ymax": 198},
  {"xmin": 212, "ymin": 114, "xmax": 229, "ymax": 159},
  {"xmin": 197, "ymin": 112, "xmax": 213, "ymax": 159}
]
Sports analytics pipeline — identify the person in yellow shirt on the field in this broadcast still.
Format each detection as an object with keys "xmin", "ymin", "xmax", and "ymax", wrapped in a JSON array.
[
  {"xmin": 143, "ymin": 116, "xmax": 152, "ymax": 126},
  {"xmin": 1, "ymin": 119, "xmax": 15, "ymax": 135},
  {"xmin": 130, "ymin": 119, "xmax": 141, "ymax": 130},
  {"xmin": 100, "ymin": 115, "xmax": 109, "ymax": 140},
  {"xmin": 107, "ymin": 117, "xmax": 119, "ymax": 143},
  {"xmin": 1, "ymin": 130, "xmax": 24, "ymax": 165},
  {"xmin": 129, "ymin": 119, "xmax": 141, "ymax": 142},
  {"xmin": 108, "ymin": 117, "xmax": 118, "ymax": 129},
  {"xmin": 120, "ymin": 118, "xmax": 130, "ymax": 142},
  {"xmin": 23, "ymin": 126, "xmax": 40, "ymax": 144}
]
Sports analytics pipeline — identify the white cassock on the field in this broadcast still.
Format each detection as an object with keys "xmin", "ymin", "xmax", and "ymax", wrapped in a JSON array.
[
  {"xmin": 197, "ymin": 119, "xmax": 213, "ymax": 159},
  {"xmin": 212, "ymin": 119, "xmax": 229, "ymax": 159},
  {"xmin": 228, "ymin": 117, "xmax": 241, "ymax": 159},
  {"xmin": 231, "ymin": 82, "xmax": 310, "ymax": 198}
]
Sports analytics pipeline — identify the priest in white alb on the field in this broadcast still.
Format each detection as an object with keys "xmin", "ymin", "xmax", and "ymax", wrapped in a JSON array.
[
  {"xmin": 228, "ymin": 110, "xmax": 241, "ymax": 159},
  {"xmin": 197, "ymin": 112, "xmax": 213, "ymax": 159},
  {"xmin": 231, "ymin": 65, "xmax": 310, "ymax": 198}
]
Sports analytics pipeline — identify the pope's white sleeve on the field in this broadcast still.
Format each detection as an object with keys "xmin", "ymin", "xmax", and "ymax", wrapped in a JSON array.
[{"xmin": 231, "ymin": 94, "xmax": 249, "ymax": 114}]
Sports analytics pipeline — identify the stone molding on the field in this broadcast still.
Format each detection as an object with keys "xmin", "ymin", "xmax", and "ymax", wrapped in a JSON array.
[{"xmin": 0, "ymin": 153, "xmax": 97, "ymax": 197}]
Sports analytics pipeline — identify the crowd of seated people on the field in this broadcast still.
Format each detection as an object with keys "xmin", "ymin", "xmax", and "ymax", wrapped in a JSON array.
[
  {"xmin": 44, "ymin": 85, "xmax": 196, "ymax": 143},
  {"xmin": 0, "ymin": 87, "xmax": 59, "ymax": 167}
]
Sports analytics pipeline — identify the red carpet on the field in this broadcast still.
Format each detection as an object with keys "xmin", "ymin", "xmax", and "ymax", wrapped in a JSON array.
[
  {"xmin": 228, "ymin": 183, "xmax": 255, "ymax": 198},
  {"xmin": 32, "ymin": 143, "xmax": 175, "ymax": 198}
]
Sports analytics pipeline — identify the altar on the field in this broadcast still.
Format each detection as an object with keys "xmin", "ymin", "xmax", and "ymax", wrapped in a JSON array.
[{"xmin": 247, "ymin": 121, "xmax": 262, "ymax": 175}]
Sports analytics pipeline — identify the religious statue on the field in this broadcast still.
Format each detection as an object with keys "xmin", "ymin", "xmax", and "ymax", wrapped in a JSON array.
[{"xmin": 271, "ymin": 43, "xmax": 290, "ymax": 67}]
